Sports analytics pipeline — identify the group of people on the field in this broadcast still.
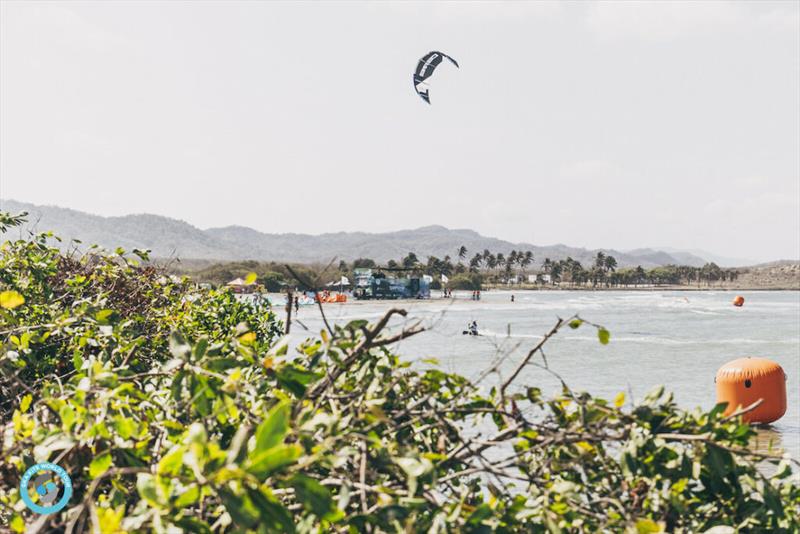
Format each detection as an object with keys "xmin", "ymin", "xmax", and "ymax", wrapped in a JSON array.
[
  {"xmin": 441, "ymin": 288, "xmax": 454, "ymax": 298},
  {"xmin": 470, "ymin": 290, "xmax": 482, "ymax": 301}
]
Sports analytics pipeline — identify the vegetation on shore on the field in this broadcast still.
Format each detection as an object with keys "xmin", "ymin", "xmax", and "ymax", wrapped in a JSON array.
[
  {"xmin": 1, "ymin": 212, "xmax": 798, "ymax": 533},
  {"xmin": 177, "ymin": 247, "xmax": 751, "ymax": 292}
]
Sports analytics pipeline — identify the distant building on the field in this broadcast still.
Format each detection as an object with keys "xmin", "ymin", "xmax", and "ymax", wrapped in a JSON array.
[
  {"xmin": 529, "ymin": 274, "xmax": 551, "ymax": 284},
  {"xmin": 352, "ymin": 268, "xmax": 430, "ymax": 300},
  {"xmin": 227, "ymin": 277, "xmax": 259, "ymax": 294}
]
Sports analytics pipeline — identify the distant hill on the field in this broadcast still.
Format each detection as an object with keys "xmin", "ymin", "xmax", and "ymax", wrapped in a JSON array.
[
  {"xmin": 2, "ymin": 199, "xmax": 716, "ymax": 268},
  {"xmin": 654, "ymin": 247, "xmax": 757, "ymax": 268}
]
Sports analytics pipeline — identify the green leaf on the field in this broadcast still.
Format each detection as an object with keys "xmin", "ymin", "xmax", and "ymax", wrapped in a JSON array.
[
  {"xmin": 89, "ymin": 451, "xmax": 113, "ymax": 479},
  {"xmin": 192, "ymin": 337, "xmax": 209, "ymax": 360},
  {"xmin": 614, "ymin": 392, "xmax": 625, "ymax": 408},
  {"xmin": 708, "ymin": 402, "xmax": 728, "ymax": 420},
  {"xmin": 0, "ymin": 290, "xmax": 24, "ymax": 309},
  {"xmin": 290, "ymin": 474, "xmax": 335, "ymax": 518},
  {"xmin": 169, "ymin": 331, "xmax": 191, "ymax": 360},
  {"xmin": 137, "ymin": 474, "xmax": 160, "ymax": 507},
  {"xmin": 526, "ymin": 387, "xmax": 542, "ymax": 403},
  {"xmin": 59, "ymin": 404, "xmax": 76, "ymax": 432},
  {"xmin": 218, "ymin": 488, "xmax": 259, "ymax": 529},
  {"xmin": 245, "ymin": 444, "xmax": 302, "ymax": 478},
  {"xmin": 245, "ymin": 487, "xmax": 296, "ymax": 533},
  {"xmin": 9, "ymin": 514, "xmax": 24, "ymax": 533},
  {"xmin": 19, "ymin": 394, "xmax": 32, "ymax": 413},
  {"xmin": 95, "ymin": 309, "xmax": 119, "ymax": 324},
  {"xmin": 344, "ymin": 319, "xmax": 368, "ymax": 331},
  {"xmin": 467, "ymin": 503, "xmax": 493, "ymax": 525},
  {"xmin": 174, "ymin": 517, "xmax": 211, "ymax": 534},
  {"xmin": 568, "ymin": 319, "xmax": 582, "ymax": 329},
  {"xmin": 173, "ymin": 485, "xmax": 200, "ymax": 508},
  {"xmin": 255, "ymin": 401, "xmax": 289, "ymax": 453},
  {"xmin": 597, "ymin": 327, "xmax": 611, "ymax": 345},
  {"xmin": 275, "ymin": 364, "xmax": 321, "ymax": 397},
  {"xmin": 157, "ymin": 445, "xmax": 184, "ymax": 476},
  {"xmin": 171, "ymin": 370, "xmax": 185, "ymax": 401},
  {"xmin": 635, "ymin": 518, "xmax": 663, "ymax": 533},
  {"xmin": 113, "ymin": 416, "xmax": 136, "ymax": 440}
]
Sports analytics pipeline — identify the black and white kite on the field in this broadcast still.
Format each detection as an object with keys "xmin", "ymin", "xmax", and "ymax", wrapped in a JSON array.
[{"xmin": 413, "ymin": 51, "xmax": 459, "ymax": 104}]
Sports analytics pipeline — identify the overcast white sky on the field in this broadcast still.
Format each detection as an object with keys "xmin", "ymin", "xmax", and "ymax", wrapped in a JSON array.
[{"xmin": 1, "ymin": 1, "xmax": 798, "ymax": 261}]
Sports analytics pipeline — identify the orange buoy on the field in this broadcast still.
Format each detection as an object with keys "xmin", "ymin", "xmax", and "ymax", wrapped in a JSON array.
[
  {"xmin": 715, "ymin": 358, "xmax": 786, "ymax": 424},
  {"xmin": 732, "ymin": 295, "xmax": 745, "ymax": 307}
]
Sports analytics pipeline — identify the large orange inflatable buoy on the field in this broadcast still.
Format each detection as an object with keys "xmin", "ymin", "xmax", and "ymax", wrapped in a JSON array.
[
  {"xmin": 732, "ymin": 295, "xmax": 745, "ymax": 307},
  {"xmin": 715, "ymin": 358, "xmax": 786, "ymax": 424}
]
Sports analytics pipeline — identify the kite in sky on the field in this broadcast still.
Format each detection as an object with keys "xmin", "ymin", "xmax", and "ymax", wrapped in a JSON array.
[{"xmin": 413, "ymin": 51, "xmax": 459, "ymax": 104}]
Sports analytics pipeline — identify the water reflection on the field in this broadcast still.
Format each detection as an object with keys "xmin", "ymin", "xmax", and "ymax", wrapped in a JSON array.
[{"xmin": 750, "ymin": 426, "xmax": 785, "ymax": 456}]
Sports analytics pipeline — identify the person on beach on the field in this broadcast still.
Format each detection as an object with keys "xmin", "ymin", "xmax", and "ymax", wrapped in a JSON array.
[
  {"xmin": 294, "ymin": 296, "xmax": 300, "ymax": 313},
  {"xmin": 511, "ymin": 294, "xmax": 515, "ymax": 302}
]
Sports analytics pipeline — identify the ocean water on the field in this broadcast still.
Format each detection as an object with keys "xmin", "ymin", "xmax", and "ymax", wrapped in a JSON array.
[{"xmin": 276, "ymin": 290, "xmax": 800, "ymax": 459}]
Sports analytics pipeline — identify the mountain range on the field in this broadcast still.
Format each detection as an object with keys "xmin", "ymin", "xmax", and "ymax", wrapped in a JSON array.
[{"xmin": 1, "ymin": 199, "xmax": 746, "ymax": 268}]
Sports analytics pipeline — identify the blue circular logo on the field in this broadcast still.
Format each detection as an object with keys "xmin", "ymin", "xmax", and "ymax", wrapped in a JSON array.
[{"xmin": 20, "ymin": 463, "xmax": 72, "ymax": 514}]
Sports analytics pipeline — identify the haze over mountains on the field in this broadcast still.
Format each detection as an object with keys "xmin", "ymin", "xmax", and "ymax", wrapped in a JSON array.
[{"xmin": 1, "ymin": 200, "xmax": 753, "ymax": 268}]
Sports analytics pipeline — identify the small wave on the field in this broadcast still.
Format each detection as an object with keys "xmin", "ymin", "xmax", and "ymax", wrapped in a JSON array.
[
  {"xmin": 561, "ymin": 335, "xmax": 799, "ymax": 346},
  {"xmin": 473, "ymin": 330, "xmax": 544, "ymax": 340}
]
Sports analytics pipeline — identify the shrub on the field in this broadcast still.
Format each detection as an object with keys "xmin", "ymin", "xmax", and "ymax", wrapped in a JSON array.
[
  {"xmin": 1, "ymin": 213, "xmax": 798, "ymax": 533},
  {"xmin": 447, "ymin": 273, "xmax": 483, "ymax": 290}
]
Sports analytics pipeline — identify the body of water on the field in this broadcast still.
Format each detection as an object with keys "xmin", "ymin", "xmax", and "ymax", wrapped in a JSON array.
[{"xmin": 274, "ymin": 290, "xmax": 800, "ymax": 459}]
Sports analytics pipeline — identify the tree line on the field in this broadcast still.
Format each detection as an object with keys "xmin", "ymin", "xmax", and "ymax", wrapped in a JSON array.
[
  {"xmin": 338, "ymin": 247, "xmax": 741, "ymax": 289},
  {"xmin": 177, "ymin": 246, "xmax": 741, "ymax": 292}
]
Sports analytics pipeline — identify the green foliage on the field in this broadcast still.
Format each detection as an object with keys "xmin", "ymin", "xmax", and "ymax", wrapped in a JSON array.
[
  {"xmin": 0, "ymin": 212, "xmax": 797, "ymax": 533},
  {"xmin": 181, "ymin": 260, "xmax": 323, "ymax": 291},
  {"xmin": 447, "ymin": 272, "xmax": 484, "ymax": 290}
]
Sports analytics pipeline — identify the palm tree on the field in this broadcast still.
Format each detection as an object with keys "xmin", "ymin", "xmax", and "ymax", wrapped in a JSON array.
[
  {"xmin": 550, "ymin": 262, "xmax": 562, "ymax": 284},
  {"xmin": 592, "ymin": 252, "xmax": 607, "ymax": 287},
  {"xmin": 486, "ymin": 254, "xmax": 497, "ymax": 273},
  {"xmin": 594, "ymin": 251, "xmax": 606, "ymax": 271},
  {"xmin": 442, "ymin": 255, "xmax": 453, "ymax": 276},
  {"xmin": 542, "ymin": 258, "xmax": 552, "ymax": 275},
  {"xmin": 521, "ymin": 251, "xmax": 534, "ymax": 276},
  {"xmin": 402, "ymin": 252, "xmax": 419, "ymax": 269},
  {"xmin": 505, "ymin": 254, "xmax": 516, "ymax": 282},
  {"xmin": 635, "ymin": 265, "xmax": 646, "ymax": 285},
  {"xmin": 469, "ymin": 253, "xmax": 483, "ymax": 273},
  {"xmin": 426, "ymin": 256, "xmax": 441, "ymax": 275},
  {"xmin": 604, "ymin": 255, "xmax": 617, "ymax": 273},
  {"xmin": 457, "ymin": 246, "xmax": 468, "ymax": 263},
  {"xmin": 504, "ymin": 262, "xmax": 513, "ymax": 281}
]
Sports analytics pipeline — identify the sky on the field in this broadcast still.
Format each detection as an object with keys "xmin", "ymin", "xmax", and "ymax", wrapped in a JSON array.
[{"xmin": 1, "ymin": 1, "xmax": 798, "ymax": 262}]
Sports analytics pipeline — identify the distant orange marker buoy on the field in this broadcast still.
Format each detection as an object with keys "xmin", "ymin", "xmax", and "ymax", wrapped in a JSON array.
[
  {"xmin": 716, "ymin": 358, "xmax": 786, "ymax": 424},
  {"xmin": 732, "ymin": 295, "xmax": 745, "ymax": 307}
]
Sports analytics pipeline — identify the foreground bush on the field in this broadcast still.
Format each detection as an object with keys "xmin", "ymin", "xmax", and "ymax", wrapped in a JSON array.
[{"xmin": 0, "ymin": 212, "xmax": 798, "ymax": 533}]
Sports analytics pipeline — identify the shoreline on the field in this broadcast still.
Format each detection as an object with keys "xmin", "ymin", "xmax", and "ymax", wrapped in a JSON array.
[{"xmin": 480, "ymin": 285, "xmax": 800, "ymax": 292}]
